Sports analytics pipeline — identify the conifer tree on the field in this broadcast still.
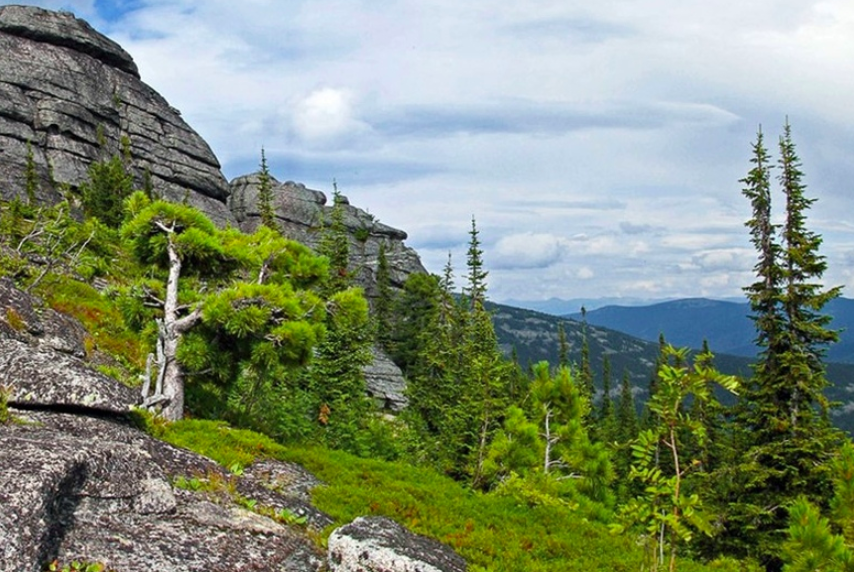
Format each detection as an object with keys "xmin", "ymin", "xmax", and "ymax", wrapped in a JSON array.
[
  {"xmin": 257, "ymin": 147, "xmax": 277, "ymax": 231},
  {"xmin": 617, "ymin": 369, "xmax": 638, "ymax": 443},
  {"xmin": 463, "ymin": 216, "xmax": 487, "ymax": 309},
  {"xmin": 557, "ymin": 321, "xmax": 570, "ymax": 368},
  {"xmin": 24, "ymin": 141, "xmax": 38, "ymax": 204},
  {"xmin": 374, "ymin": 242, "xmax": 393, "ymax": 351},
  {"xmin": 715, "ymin": 123, "xmax": 843, "ymax": 566},
  {"xmin": 317, "ymin": 182, "xmax": 351, "ymax": 296},
  {"xmin": 597, "ymin": 353, "xmax": 617, "ymax": 443},
  {"xmin": 578, "ymin": 307, "xmax": 594, "ymax": 405}
]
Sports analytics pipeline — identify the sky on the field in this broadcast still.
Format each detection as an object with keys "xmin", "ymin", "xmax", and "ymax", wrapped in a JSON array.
[{"xmin": 9, "ymin": 0, "xmax": 854, "ymax": 304}]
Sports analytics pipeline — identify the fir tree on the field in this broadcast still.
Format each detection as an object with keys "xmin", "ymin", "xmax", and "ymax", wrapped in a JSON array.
[
  {"xmin": 557, "ymin": 321, "xmax": 570, "ymax": 369},
  {"xmin": 463, "ymin": 216, "xmax": 487, "ymax": 308},
  {"xmin": 713, "ymin": 123, "xmax": 843, "ymax": 567},
  {"xmin": 617, "ymin": 368, "xmax": 638, "ymax": 443},
  {"xmin": 317, "ymin": 182, "xmax": 351, "ymax": 295},
  {"xmin": 257, "ymin": 147, "xmax": 277, "ymax": 231},
  {"xmin": 24, "ymin": 141, "xmax": 38, "ymax": 205}
]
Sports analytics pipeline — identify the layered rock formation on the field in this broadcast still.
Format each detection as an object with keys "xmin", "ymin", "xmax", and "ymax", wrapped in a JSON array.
[
  {"xmin": 0, "ymin": 5, "xmax": 235, "ymax": 226},
  {"xmin": 1, "ymin": 4, "xmax": 420, "ymax": 412}
]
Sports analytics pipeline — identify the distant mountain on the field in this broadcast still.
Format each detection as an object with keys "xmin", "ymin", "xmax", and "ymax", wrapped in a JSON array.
[
  {"xmin": 487, "ymin": 300, "xmax": 854, "ymax": 433},
  {"xmin": 568, "ymin": 297, "xmax": 854, "ymax": 365},
  {"xmin": 500, "ymin": 297, "xmax": 676, "ymax": 314}
]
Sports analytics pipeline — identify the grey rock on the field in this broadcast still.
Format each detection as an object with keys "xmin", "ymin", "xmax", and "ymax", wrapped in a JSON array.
[
  {"xmin": 0, "ymin": 5, "xmax": 235, "ymax": 227},
  {"xmin": 328, "ymin": 516, "xmax": 467, "ymax": 572},
  {"xmin": 230, "ymin": 174, "xmax": 422, "ymax": 409},
  {"xmin": 0, "ymin": 276, "xmax": 89, "ymax": 358},
  {"xmin": 228, "ymin": 174, "xmax": 427, "ymax": 298},
  {"xmin": 364, "ymin": 345, "xmax": 408, "ymax": 411},
  {"xmin": 0, "ymin": 337, "xmax": 138, "ymax": 412},
  {"xmin": 0, "ymin": 412, "xmax": 327, "ymax": 572}
]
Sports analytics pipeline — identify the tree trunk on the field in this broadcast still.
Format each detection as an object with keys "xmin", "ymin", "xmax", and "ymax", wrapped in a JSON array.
[{"xmin": 157, "ymin": 232, "xmax": 201, "ymax": 421}]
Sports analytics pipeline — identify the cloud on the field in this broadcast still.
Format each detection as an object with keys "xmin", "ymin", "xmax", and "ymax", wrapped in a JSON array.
[
  {"xmin": 12, "ymin": 0, "xmax": 850, "ymax": 303},
  {"xmin": 492, "ymin": 232, "xmax": 566, "ymax": 269},
  {"xmin": 620, "ymin": 222, "xmax": 661, "ymax": 235},
  {"xmin": 503, "ymin": 16, "xmax": 637, "ymax": 45},
  {"xmin": 691, "ymin": 248, "xmax": 753, "ymax": 271},
  {"xmin": 370, "ymin": 99, "xmax": 739, "ymax": 139},
  {"xmin": 577, "ymin": 266, "xmax": 595, "ymax": 280},
  {"xmin": 290, "ymin": 88, "xmax": 372, "ymax": 148}
]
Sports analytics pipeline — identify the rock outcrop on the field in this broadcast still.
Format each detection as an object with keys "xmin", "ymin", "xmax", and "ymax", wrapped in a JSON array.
[
  {"xmin": 228, "ymin": 174, "xmax": 427, "ymax": 298},
  {"xmin": 328, "ymin": 516, "xmax": 468, "ymax": 572},
  {"xmin": 229, "ymin": 174, "xmax": 423, "ymax": 410},
  {"xmin": 0, "ymin": 5, "xmax": 235, "ymax": 226}
]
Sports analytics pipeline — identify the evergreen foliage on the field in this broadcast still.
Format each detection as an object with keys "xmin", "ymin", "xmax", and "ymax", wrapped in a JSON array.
[
  {"xmin": 716, "ymin": 123, "xmax": 844, "ymax": 567},
  {"xmin": 79, "ymin": 151, "xmax": 135, "ymax": 228},
  {"xmin": 256, "ymin": 147, "xmax": 277, "ymax": 231},
  {"xmin": 374, "ymin": 242, "xmax": 394, "ymax": 351}
]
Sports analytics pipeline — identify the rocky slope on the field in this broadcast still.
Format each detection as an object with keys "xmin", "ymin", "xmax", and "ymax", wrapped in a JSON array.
[
  {"xmin": 229, "ymin": 174, "xmax": 426, "ymax": 298},
  {"xmin": 0, "ymin": 277, "xmax": 465, "ymax": 572}
]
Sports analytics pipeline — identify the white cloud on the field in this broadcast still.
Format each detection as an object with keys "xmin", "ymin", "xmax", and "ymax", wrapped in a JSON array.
[
  {"xmin": 290, "ymin": 88, "xmax": 371, "ymax": 148},
  {"xmin": 492, "ymin": 232, "xmax": 566, "ymax": 269}
]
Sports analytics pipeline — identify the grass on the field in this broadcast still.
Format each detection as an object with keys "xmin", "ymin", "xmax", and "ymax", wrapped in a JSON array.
[
  {"xmin": 156, "ymin": 419, "xmax": 720, "ymax": 572},
  {"xmin": 38, "ymin": 275, "xmax": 146, "ymax": 375}
]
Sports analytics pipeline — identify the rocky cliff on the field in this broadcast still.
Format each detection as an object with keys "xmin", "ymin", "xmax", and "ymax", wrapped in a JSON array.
[
  {"xmin": 0, "ymin": 5, "xmax": 235, "ymax": 226},
  {"xmin": 229, "ymin": 174, "xmax": 427, "ymax": 299}
]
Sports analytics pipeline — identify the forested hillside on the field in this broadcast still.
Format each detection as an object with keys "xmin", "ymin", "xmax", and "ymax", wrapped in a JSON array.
[{"xmin": 571, "ymin": 297, "xmax": 854, "ymax": 364}]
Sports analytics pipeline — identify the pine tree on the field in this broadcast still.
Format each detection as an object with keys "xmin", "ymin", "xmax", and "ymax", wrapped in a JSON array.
[
  {"xmin": 557, "ymin": 321, "xmax": 570, "ymax": 368},
  {"xmin": 713, "ymin": 123, "xmax": 843, "ymax": 567},
  {"xmin": 597, "ymin": 353, "xmax": 617, "ymax": 443},
  {"xmin": 463, "ymin": 216, "xmax": 487, "ymax": 309},
  {"xmin": 617, "ymin": 369, "xmax": 638, "ymax": 443},
  {"xmin": 578, "ymin": 307, "xmax": 594, "ymax": 409},
  {"xmin": 257, "ymin": 147, "xmax": 277, "ymax": 231},
  {"xmin": 317, "ymin": 182, "xmax": 351, "ymax": 295},
  {"xmin": 24, "ymin": 141, "xmax": 38, "ymax": 204}
]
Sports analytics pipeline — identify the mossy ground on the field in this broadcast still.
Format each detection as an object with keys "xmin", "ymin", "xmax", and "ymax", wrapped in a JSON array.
[{"xmin": 157, "ymin": 418, "xmax": 725, "ymax": 572}]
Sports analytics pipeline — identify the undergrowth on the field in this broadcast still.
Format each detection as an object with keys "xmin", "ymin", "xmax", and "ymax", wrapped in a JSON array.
[{"xmin": 155, "ymin": 418, "xmax": 718, "ymax": 572}]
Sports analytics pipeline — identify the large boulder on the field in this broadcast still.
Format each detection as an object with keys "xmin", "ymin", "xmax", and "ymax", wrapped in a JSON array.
[
  {"xmin": 0, "ymin": 5, "xmax": 235, "ymax": 227},
  {"xmin": 328, "ymin": 516, "xmax": 467, "ymax": 572},
  {"xmin": 0, "ymin": 411, "xmax": 328, "ymax": 572}
]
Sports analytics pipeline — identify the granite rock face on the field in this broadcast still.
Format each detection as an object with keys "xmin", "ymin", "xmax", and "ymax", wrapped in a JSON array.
[
  {"xmin": 0, "ymin": 412, "xmax": 328, "ymax": 572},
  {"xmin": 364, "ymin": 346, "xmax": 409, "ymax": 411},
  {"xmin": 328, "ymin": 516, "xmax": 468, "ymax": 572},
  {"xmin": 0, "ymin": 5, "xmax": 235, "ymax": 226}
]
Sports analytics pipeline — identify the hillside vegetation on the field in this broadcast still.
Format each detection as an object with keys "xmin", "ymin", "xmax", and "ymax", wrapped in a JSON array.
[{"xmin": 2, "ymin": 123, "xmax": 854, "ymax": 572}]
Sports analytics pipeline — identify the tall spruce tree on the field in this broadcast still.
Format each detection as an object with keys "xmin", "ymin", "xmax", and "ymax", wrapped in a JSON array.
[
  {"xmin": 712, "ymin": 123, "xmax": 843, "ymax": 568},
  {"xmin": 463, "ymin": 216, "xmax": 487, "ymax": 309},
  {"xmin": 557, "ymin": 321, "xmax": 570, "ymax": 368},
  {"xmin": 374, "ymin": 242, "xmax": 393, "ymax": 352}
]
